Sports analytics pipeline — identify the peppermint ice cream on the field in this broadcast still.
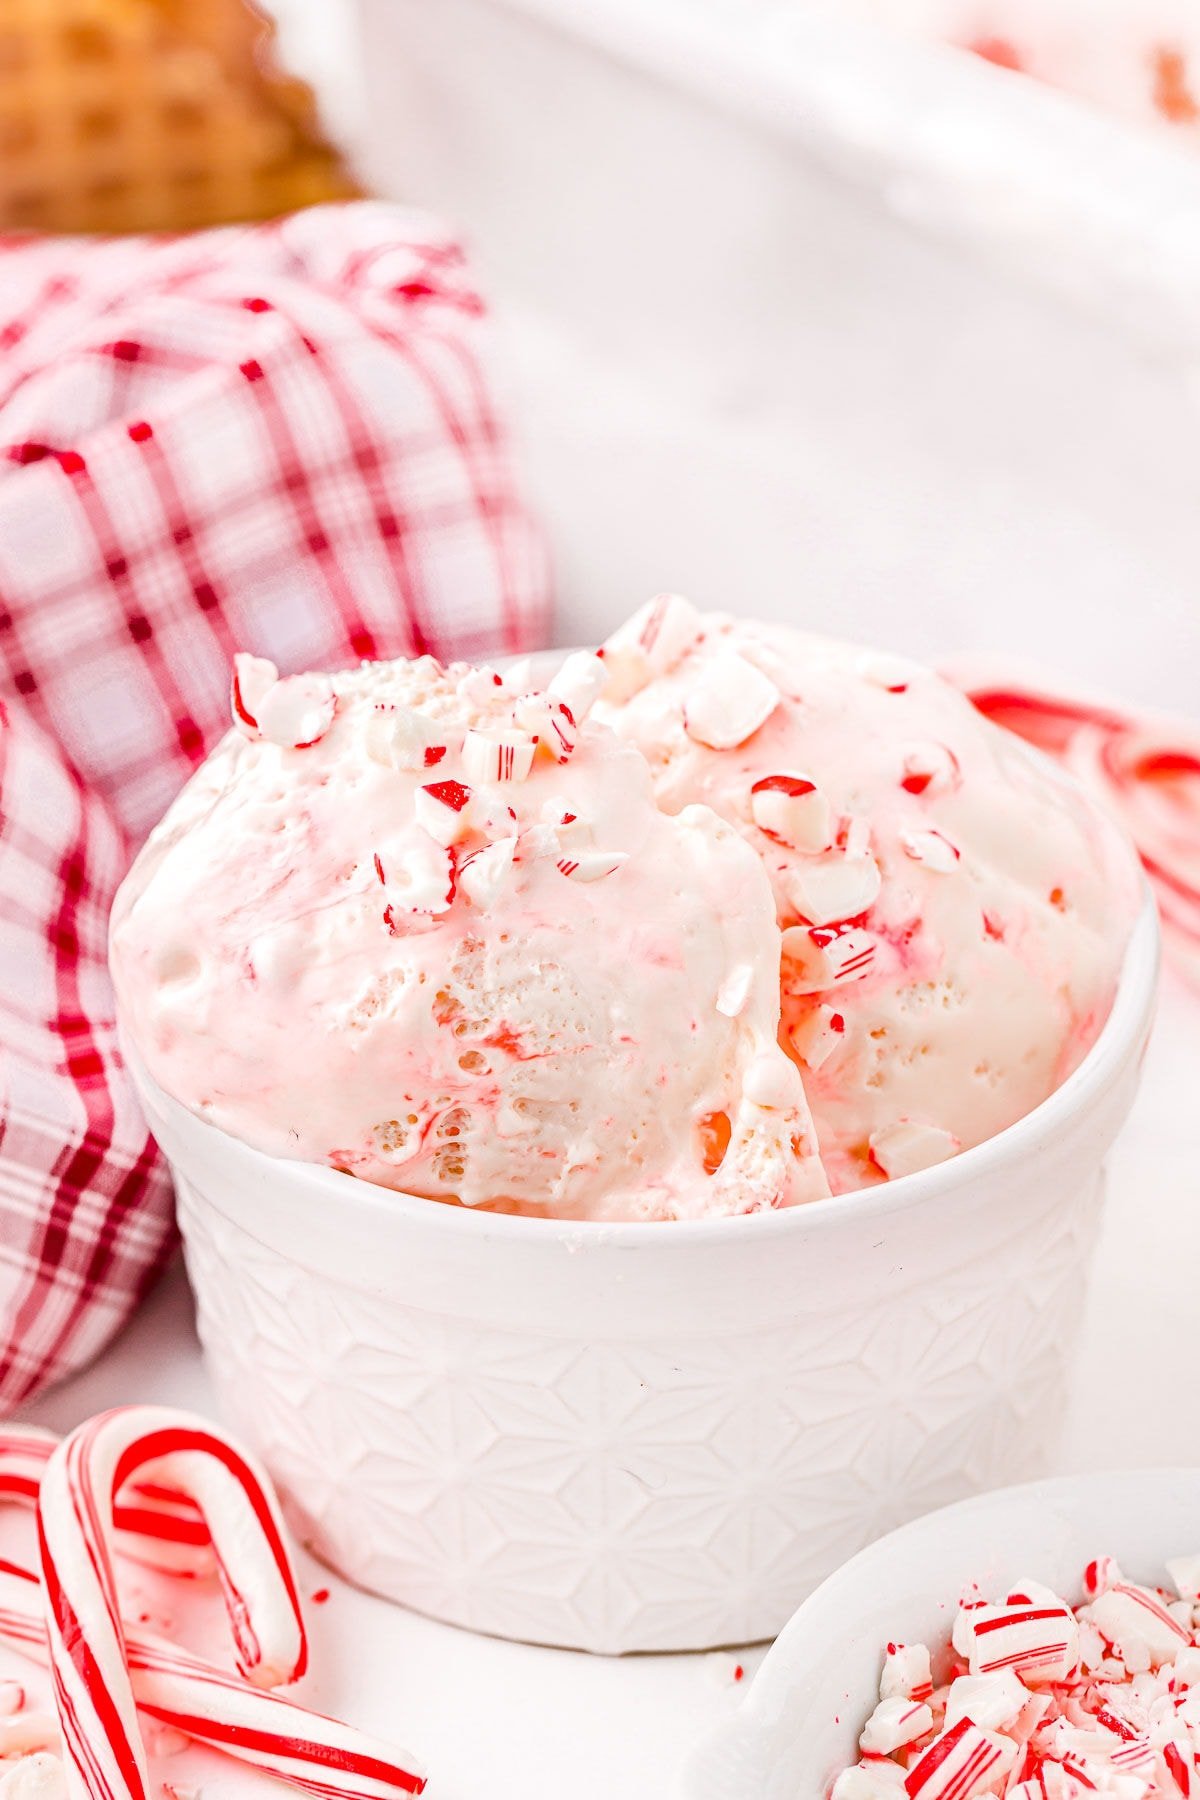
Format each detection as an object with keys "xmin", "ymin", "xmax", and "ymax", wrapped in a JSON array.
[
  {"xmin": 110, "ymin": 649, "xmax": 824, "ymax": 1222},
  {"xmin": 111, "ymin": 601, "xmax": 1139, "ymax": 1218},
  {"xmin": 596, "ymin": 598, "xmax": 1139, "ymax": 1194}
]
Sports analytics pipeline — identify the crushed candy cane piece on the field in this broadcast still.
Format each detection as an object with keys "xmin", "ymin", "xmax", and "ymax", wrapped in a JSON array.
[
  {"xmin": 789, "ymin": 1004, "xmax": 847, "ymax": 1072},
  {"xmin": 601, "ymin": 593, "xmax": 703, "ymax": 701},
  {"xmin": 414, "ymin": 779, "xmax": 477, "ymax": 847},
  {"xmin": 376, "ymin": 836, "xmax": 456, "ymax": 919},
  {"xmin": 904, "ymin": 1718, "xmax": 1015, "ymax": 1798},
  {"xmin": 256, "ymin": 673, "xmax": 336, "ymax": 750},
  {"xmin": 943, "ymin": 1672, "xmax": 1027, "ymax": 1733},
  {"xmin": 749, "ymin": 773, "xmax": 832, "ymax": 852},
  {"xmin": 860, "ymin": 1696, "xmax": 934, "ymax": 1755},
  {"xmin": 881, "ymin": 1644, "xmax": 933, "ymax": 1704},
  {"xmin": 901, "ymin": 743, "xmax": 960, "ymax": 796},
  {"xmin": 901, "ymin": 830, "xmax": 961, "ymax": 874},
  {"xmin": 456, "ymin": 666, "xmax": 508, "ymax": 706},
  {"xmin": 556, "ymin": 850, "xmax": 628, "ymax": 883},
  {"xmin": 960, "ymin": 1588, "xmax": 1080, "ymax": 1685},
  {"xmin": 781, "ymin": 924, "xmax": 876, "ymax": 994},
  {"xmin": 832, "ymin": 1761, "xmax": 909, "ymax": 1798},
  {"xmin": 835, "ymin": 1552, "xmax": 1200, "ymax": 1800},
  {"xmin": 869, "ymin": 1122, "xmax": 960, "ymax": 1180},
  {"xmin": 514, "ymin": 693, "xmax": 578, "ymax": 761},
  {"xmin": 785, "ymin": 851, "xmax": 881, "ymax": 928},
  {"xmin": 0, "ymin": 1683, "xmax": 25, "ymax": 1716},
  {"xmin": 230, "ymin": 653, "xmax": 278, "ymax": 735},
  {"xmin": 461, "ymin": 728, "xmax": 536, "ymax": 785},
  {"xmin": 1084, "ymin": 1557, "xmax": 1125, "ymax": 1600},
  {"xmin": 458, "ymin": 838, "xmax": 517, "ymax": 911},
  {"xmin": 367, "ymin": 705, "xmax": 450, "ymax": 772},
  {"xmin": 1167, "ymin": 1558, "xmax": 1200, "ymax": 1603},
  {"xmin": 1088, "ymin": 1584, "xmax": 1191, "ymax": 1668},
  {"xmin": 683, "ymin": 652, "xmax": 780, "ymax": 750},
  {"xmin": 549, "ymin": 651, "xmax": 608, "ymax": 721}
]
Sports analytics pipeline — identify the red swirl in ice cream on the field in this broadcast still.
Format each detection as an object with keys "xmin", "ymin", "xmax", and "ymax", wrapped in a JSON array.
[
  {"xmin": 110, "ymin": 648, "xmax": 825, "ymax": 1221},
  {"xmin": 595, "ymin": 598, "xmax": 1140, "ymax": 1194}
]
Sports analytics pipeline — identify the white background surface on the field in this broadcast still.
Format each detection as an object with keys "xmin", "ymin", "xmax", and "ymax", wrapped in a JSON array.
[
  {"xmin": 9, "ymin": 7, "xmax": 1195, "ymax": 1798},
  {"xmin": 12, "ymin": 968, "xmax": 1196, "ymax": 1800}
]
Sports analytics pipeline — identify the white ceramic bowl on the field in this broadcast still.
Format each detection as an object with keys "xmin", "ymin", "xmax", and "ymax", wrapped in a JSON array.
[
  {"xmin": 127, "ymin": 896, "xmax": 1157, "ymax": 1654},
  {"xmin": 681, "ymin": 1466, "xmax": 1200, "ymax": 1799}
]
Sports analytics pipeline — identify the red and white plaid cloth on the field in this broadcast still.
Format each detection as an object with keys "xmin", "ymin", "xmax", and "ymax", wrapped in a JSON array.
[
  {"xmin": 0, "ymin": 201, "xmax": 549, "ymax": 1407},
  {"xmin": 0, "ymin": 200, "xmax": 549, "ymax": 843},
  {"xmin": 0, "ymin": 703, "xmax": 173, "ymax": 1413}
]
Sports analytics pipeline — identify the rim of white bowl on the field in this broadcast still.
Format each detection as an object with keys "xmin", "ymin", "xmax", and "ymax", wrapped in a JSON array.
[
  {"xmin": 681, "ymin": 1465, "xmax": 1200, "ymax": 1793},
  {"xmin": 134, "ymin": 887, "xmax": 1159, "ymax": 1249}
]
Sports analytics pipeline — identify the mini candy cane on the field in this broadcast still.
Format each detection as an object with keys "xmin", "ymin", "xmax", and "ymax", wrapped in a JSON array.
[
  {"xmin": 38, "ymin": 1406, "xmax": 308, "ymax": 1800},
  {"xmin": 0, "ymin": 1557, "xmax": 424, "ymax": 1800},
  {"xmin": 0, "ymin": 1428, "xmax": 211, "ymax": 1577}
]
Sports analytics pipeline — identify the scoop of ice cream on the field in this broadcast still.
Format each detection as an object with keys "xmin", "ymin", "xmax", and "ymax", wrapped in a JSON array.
[
  {"xmin": 596, "ymin": 597, "xmax": 1140, "ymax": 1192},
  {"xmin": 110, "ymin": 649, "xmax": 826, "ymax": 1222}
]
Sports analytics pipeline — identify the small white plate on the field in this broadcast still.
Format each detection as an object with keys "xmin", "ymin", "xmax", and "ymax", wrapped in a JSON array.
[{"xmin": 679, "ymin": 1469, "xmax": 1200, "ymax": 1799}]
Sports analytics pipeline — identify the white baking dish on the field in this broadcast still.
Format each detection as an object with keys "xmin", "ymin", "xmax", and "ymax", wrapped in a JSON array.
[{"xmin": 356, "ymin": 0, "xmax": 1200, "ymax": 710}]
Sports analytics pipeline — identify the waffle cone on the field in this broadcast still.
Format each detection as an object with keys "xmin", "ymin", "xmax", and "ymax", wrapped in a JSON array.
[{"xmin": 0, "ymin": 0, "xmax": 360, "ymax": 234}]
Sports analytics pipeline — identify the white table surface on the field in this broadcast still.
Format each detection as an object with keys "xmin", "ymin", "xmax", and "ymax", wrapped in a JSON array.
[{"xmin": 8, "ymin": 968, "xmax": 1196, "ymax": 1800}]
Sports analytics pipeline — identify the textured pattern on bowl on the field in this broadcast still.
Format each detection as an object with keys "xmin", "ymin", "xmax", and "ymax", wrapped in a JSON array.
[{"xmin": 134, "ymin": 901, "xmax": 1157, "ymax": 1653}]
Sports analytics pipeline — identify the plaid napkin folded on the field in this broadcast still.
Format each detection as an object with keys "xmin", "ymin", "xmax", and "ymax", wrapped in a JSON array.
[
  {"xmin": 0, "ymin": 202, "xmax": 550, "ymax": 1406},
  {"xmin": 0, "ymin": 702, "xmax": 173, "ymax": 1412},
  {"xmin": 0, "ymin": 200, "xmax": 549, "ymax": 843}
]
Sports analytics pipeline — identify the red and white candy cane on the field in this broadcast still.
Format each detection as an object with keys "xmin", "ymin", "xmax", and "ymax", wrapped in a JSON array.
[
  {"xmin": 953, "ymin": 671, "xmax": 1200, "ymax": 979},
  {"xmin": 0, "ymin": 1556, "xmax": 424, "ymax": 1799},
  {"xmin": 0, "ymin": 1428, "xmax": 211, "ymax": 1578},
  {"xmin": 37, "ymin": 1406, "xmax": 308, "ymax": 1800}
]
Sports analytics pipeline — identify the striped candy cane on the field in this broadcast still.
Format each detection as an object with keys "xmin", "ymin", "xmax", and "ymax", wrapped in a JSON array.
[
  {"xmin": 0, "ymin": 1428, "xmax": 211, "ymax": 1578},
  {"xmin": 0, "ymin": 1557, "xmax": 424, "ymax": 1799},
  {"xmin": 37, "ymin": 1406, "xmax": 308, "ymax": 1800}
]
